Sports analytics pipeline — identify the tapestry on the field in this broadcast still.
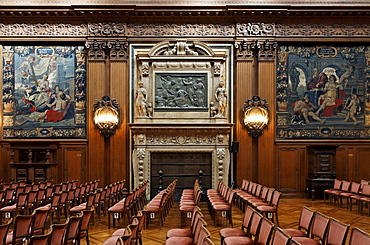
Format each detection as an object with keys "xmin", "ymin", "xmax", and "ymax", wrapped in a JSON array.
[
  {"xmin": 276, "ymin": 45, "xmax": 370, "ymax": 139},
  {"xmin": 2, "ymin": 46, "xmax": 86, "ymax": 138}
]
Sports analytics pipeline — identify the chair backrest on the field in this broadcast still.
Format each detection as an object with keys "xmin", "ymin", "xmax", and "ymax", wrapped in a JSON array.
[
  {"xmin": 361, "ymin": 184, "xmax": 370, "ymax": 196},
  {"xmin": 190, "ymin": 208, "xmax": 203, "ymax": 236},
  {"xmin": 28, "ymin": 231, "xmax": 51, "ymax": 245},
  {"xmin": 264, "ymin": 188, "xmax": 274, "ymax": 205},
  {"xmin": 4, "ymin": 188, "xmax": 15, "ymax": 205},
  {"xmin": 79, "ymin": 210, "xmax": 94, "ymax": 234},
  {"xmin": 30, "ymin": 207, "xmax": 50, "ymax": 236},
  {"xmin": 326, "ymin": 218, "xmax": 350, "ymax": 245},
  {"xmin": 256, "ymin": 218, "xmax": 275, "ymax": 245},
  {"xmin": 341, "ymin": 181, "xmax": 351, "ymax": 192},
  {"xmin": 297, "ymin": 206, "xmax": 315, "ymax": 235},
  {"xmin": 115, "ymin": 226, "xmax": 132, "ymax": 245},
  {"xmin": 193, "ymin": 217, "xmax": 207, "ymax": 244},
  {"xmin": 349, "ymin": 182, "xmax": 361, "ymax": 194},
  {"xmin": 50, "ymin": 193, "xmax": 61, "ymax": 208},
  {"xmin": 203, "ymin": 237, "xmax": 216, "ymax": 245},
  {"xmin": 310, "ymin": 211, "xmax": 330, "ymax": 242},
  {"xmin": 271, "ymin": 190, "xmax": 282, "ymax": 207},
  {"xmin": 349, "ymin": 227, "xmax": 370, "ymax": 245},
  {"xmin": 11, "ymin": 213, "xmax": 34, "ymax": 245},
  {"xmin": 196, "ymin": 225, "xmax": 211, "ymax": 245},
  {"xmin": 0, "ymin": 218, "xmax": 12, "ymax": 245},
  {"xmin": 16, "ymin": 192, "xmax": 29, "ymax": 209},
  {"xmin": 36, "ymin": 188, "xmax": 46, "ymax": 202},
  {"xmin": 333, "ymin": 179, "xmax": 342, "ymax": 190},
  {"xmin": 64, "ymin": 216, "xmax": 82, "ymax": 244},
  {"xmin": 249, "ymin": 210, "xmax": 263, "ymax": 239},
  {"xmin": 241, "ymin": 206, "xmax": 254, "ymax": 232},
  {"xmin": 48, "ymin": 219, "xmax": 68, "ymax": 245},
  {"xmin": 271, "ymin": 227, "xmax": 292, "ymax": 245},
  {"xmin": 85, "ymin": 193, "xmax": 96, "ymax": 209}
]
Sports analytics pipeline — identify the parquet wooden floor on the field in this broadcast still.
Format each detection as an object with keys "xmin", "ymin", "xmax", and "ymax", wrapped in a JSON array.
[{"xmin": 79, "ymin": 196, "xmax": 370, "ymax": 245}]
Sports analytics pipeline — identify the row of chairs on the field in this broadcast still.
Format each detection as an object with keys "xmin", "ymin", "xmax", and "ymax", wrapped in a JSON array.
[
  {"xmin": 220, "ymin": 205, "xmax": 281, "ymax": 245},
  {"xmin": 324, "ymin": 179, "xmax": 370, "ymax": 214},
  {"xmin": 143, "ymin": 179, "xmax": 177, "ymax": 229},
  {"xmin": 207, "ymin": 181, "xmax": 236, "ymax": 227},
  {"xmin": 283, "ymin": 205, "xmax": 370, "ymax": 244},
  {"xmin": 165, "ymin": 205, "xmax": 215, "ymax": 245},
  {"xmin": 103, "ymin": 210, "xmax": 145, "ymax": 245},
  {"xmin": 235, "ymin": 179, "xmax": 282, "ymax": 226},
  {"xmin": 179, "ymin": 179, "xmax": 203, "ymax": 227},
  {"xmin": 107, "ymin": 180, "xmax": 148, "ymax": 229},
  {"xmin": 0, "ymin": 179, "xmax": 103, "ymax": 225},
  {"xmin": 0, "ymin": 207, "xmax": 93, "ymax": 245}
]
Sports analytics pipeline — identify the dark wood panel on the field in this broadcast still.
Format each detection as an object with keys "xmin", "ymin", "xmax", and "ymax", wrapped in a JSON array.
[
  {"xmin": 64, "ymin": 148, "xmax": 84, "ymax": 183},
  {"xmin": 277, "ymin": 147, "xmax": 300, "ymax": 192},
  {"xmin": 356, "ymin": 147, "xmax": 370, "ymax": 181}
]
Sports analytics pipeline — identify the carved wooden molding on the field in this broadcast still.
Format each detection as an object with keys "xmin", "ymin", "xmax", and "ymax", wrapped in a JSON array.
[
  {"xmin": 235, "ymin": 39, "xmax": 277, "ymax": 61},
  {"xmin": 85, "ymin": 39, "xmax": 128, "ymax": 61},
  {"xmin": 1, "ymin": 22, "xmax": 370, "ymax": 38},
  {"xmin": 0, "ymin": 23, "xmax": 87, "ymax": 36}
]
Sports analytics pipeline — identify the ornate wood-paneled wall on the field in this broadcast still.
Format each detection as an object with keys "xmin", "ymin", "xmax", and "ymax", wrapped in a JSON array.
[{"xmin": 1, "ymin": 2, "xmax": 370, "ymax": 193}]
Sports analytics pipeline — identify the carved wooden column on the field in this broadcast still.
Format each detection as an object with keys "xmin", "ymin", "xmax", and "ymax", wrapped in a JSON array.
[
  {"xmin": 86, "ymin": 39, "xmax": 109, "ymax": 184},
  {"xmin": 234, "ymin": 39, "xmax": 256, "ymax": 183},
  {"xmin": 257, "ymin": 39, "xmax": 277, "ymax": 187},
  {"xmin": 108, "ymin": 39, "xmax": 129, "ymax": 184},
  {"xmin": 234, "ymin": 36, "xmax": 277, "ymax": 186}
]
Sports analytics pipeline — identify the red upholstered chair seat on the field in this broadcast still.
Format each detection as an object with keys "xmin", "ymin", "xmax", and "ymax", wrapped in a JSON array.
[
  {"xmin": 219, "ymin": 228, "xmax": 246, "ymax": 238},
  {"xmin": 166, "ymin": 228, "xmax": 191, "ymax": 238},
  {"xmin": 165, "ymin": 236, "xmax": 193, "ymax": 245},
  {"xmin": 292, "ymin": 237, "xmax": 321, "ymax": 245},
  {"xmin": 223, "ymin": 236, "xmax": 254, "ymax": 245}
]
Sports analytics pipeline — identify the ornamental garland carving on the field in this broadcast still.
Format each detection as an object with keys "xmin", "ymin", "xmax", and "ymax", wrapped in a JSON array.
[
  {"xmin": 0, "ymin": 23, "xmax": 87, "ymax": 36},
  {"xmin": 1, "ymin": 22, "xmax": 370, "ymax": 38}
]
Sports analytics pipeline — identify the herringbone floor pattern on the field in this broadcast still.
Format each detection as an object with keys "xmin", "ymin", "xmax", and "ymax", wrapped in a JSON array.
[{"xmin": 82, "ymin": 196, "xmax": 370, "ymax": 245}]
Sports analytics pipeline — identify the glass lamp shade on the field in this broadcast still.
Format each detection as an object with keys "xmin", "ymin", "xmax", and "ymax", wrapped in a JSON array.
[
  {"xmin": 244, "ymin": 106, "xmax": 269, "ymax": 137},
  {"xmin": 94, "ymin": 106, "xmax": 119, "ymax": 137}
]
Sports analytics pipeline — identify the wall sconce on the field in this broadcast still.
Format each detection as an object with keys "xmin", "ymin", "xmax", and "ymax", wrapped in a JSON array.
[
  {"xmin": 93, "ymin": 96, "xmax": 120, "ymax": 137},
  {"xmin": 243, "ymin": 95, "xmax": 269, "ymax": 137}
]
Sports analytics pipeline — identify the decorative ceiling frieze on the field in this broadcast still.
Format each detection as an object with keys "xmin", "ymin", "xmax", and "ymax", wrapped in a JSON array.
[{"xmin": 1, "ymin": 22, "xmax": 370, "ymax": 38}]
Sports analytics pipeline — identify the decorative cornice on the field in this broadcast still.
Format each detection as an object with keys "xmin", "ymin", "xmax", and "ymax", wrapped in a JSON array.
[
  {"xmin": 1, "ymin": 22, "xmax": 370, "ymax": 39},
  {"xmin": 0, "ymin": 23, "xmax": 87, "ymax": 37}
]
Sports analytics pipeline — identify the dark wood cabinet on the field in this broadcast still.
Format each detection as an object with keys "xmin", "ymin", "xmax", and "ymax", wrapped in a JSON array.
[
  {"xmin": 8, "ymin": 143, "xmax": 57, "ymax": 183},
  {"xmin": 306, "ymin": 145, "xmax": 338, "ymax": 200}
]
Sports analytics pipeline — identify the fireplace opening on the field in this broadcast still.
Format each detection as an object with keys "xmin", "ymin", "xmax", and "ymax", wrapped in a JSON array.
[{"xmin": 151, "ymin": 152, "xmax": 212, "ymax": 201}]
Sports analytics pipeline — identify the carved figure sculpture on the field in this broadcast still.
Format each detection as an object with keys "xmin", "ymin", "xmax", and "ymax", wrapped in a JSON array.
[
  {"xmin": 215, "ymin": 81, "xmax": 227, "ymax": 117},
  {"xmin": 136, "ymin": 81, "xmax": 148, "ymax": 117}
]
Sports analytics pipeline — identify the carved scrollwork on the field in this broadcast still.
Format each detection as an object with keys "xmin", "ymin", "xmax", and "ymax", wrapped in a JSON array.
[
  {"xmin": 235, "ymin": 39, "xmax": 276, "ymax": 61},
  {"xmin": 258, "ymin": 39, "xmax": 277, "ymax": 61},
  {"xmin": 0, "ymin": 23, "xmax": 88, "ymax": 36},
  {"xmin": 88, "ymin": 22, "xmax": 126, "ymax": 36},
  {"xmin": 107, "ymin": 39, "xmax": 128, "ymax": 60},
  {"xmin": 236, "ymin": 23, "xmax": 275, "ymax": 36},
  {"xmin": 85, "ymin": 39, "xmax": 107, "ymax": 61},
  {"xmin": 235, "ymin": 39, "xmax": 259, "ymax": 61}
]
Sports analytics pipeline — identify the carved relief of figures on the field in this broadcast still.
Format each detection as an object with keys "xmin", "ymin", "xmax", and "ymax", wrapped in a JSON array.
[
  {"xmin": 136, "ymin": 80, "xmax": 148, "ymax": 117},
  {"xmin": 214, "ymin": 81, "xmax": 227, "ymax": 117},
  {"xmin": 155, "ymin": 74, "xmax": 207, "ymax": 109}
]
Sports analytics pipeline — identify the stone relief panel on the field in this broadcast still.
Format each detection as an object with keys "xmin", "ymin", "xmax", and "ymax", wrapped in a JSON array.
[
  {"xmin": 132, "ymin": 40, "xmax": 232, "ymax": 123},
  {"xmin": 154, "ymin": 73, "xmax": 208, "ymax": 110}
]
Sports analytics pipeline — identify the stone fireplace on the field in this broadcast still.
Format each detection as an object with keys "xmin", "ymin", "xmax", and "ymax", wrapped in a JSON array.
[{"xmin": 129, "ymin": 40, "xmax": 233, "ymax": 193}]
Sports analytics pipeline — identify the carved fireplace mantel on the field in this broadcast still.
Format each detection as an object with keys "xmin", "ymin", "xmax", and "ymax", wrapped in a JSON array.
[
  {"xmin": 129, "ymin": 40, "xmax": 233, "ymax": 195},
  {"xmin": 130, "ymin": 123, "xmax": 232, "ymax": 191}
]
